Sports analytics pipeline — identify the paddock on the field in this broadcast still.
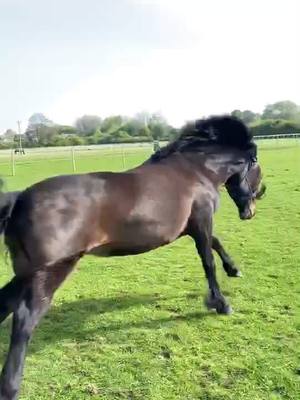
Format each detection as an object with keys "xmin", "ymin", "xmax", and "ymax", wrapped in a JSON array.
[{"xmin": 0, "ymin": 140, "xmax": 299, "ymax": 400}]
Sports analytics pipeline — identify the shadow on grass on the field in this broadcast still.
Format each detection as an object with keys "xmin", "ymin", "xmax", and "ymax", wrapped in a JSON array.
[{"xmin": 0, "ymin": 292, "xmax": 210, "ymax": 359}]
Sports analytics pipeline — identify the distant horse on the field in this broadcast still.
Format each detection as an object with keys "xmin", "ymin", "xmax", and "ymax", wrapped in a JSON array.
[
  {"xmin": 0, "ymin": 115, "xmax": 265, "ymax": 400},
  {"xmin": 13, "ymin": 149, "xmax": 25, "ymax": 155}
]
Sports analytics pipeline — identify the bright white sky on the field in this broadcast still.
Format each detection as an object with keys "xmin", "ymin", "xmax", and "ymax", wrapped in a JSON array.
[{"xmin": 0, "ymin": 0, "xmax": 299, "ymax": 132}]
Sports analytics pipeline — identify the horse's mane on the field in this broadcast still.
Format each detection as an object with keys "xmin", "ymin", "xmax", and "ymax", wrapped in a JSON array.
[{"xmin": 150, "ymin": 115, "xmax": 257, "ymax": 162}]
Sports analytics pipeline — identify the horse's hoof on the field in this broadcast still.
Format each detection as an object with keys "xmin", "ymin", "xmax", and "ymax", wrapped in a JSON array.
[
  {"xmin": 227, "ymin": 268, "xmax": 242, "ymax": 278},
  {"xmin": 205, "ymin": 295, "xmax": 233, "ymax": 315},
  {"xmin": 217, "ymin": 304, "xmax": 233, "ymax": 315}
]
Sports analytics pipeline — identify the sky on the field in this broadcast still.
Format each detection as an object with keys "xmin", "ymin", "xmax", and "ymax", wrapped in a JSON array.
[{"xmin": 0, "ymin": 0, "xmax": 299, "ymax": 133}]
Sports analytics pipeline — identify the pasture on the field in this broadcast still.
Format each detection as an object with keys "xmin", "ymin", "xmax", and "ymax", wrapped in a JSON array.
[{"xmin": 0, "ymin": 141, "xmax": 299, "ymax": 400}]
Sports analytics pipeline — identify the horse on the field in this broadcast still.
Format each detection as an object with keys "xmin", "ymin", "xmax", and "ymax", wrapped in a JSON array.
[
  {"xmin": 0, "ymin": 115, "xmax": 265, "ymax": 400},
  {"xmin": 13, "ymin": 149, "xmax": 25, "ymax": 155}
]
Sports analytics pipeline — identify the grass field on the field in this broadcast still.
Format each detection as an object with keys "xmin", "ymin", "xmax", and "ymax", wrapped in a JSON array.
[{"xmin": 0, "ymin": 142, "xmax": 299, "ymax": 400}]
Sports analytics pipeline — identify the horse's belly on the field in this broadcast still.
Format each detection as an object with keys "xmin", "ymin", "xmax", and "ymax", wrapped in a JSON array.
[
  {"xmin": 88, "ymin": 218, "xmax": 186, "ymax": 257},
  {"xmin": 88, "ymin": 241, "xmax": 164, "ymax": 257}
]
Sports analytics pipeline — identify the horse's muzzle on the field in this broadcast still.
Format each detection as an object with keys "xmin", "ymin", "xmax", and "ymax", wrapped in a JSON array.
[{"xmin": 239, "ymin": 201, "xmax": 256, "ymax": 220}]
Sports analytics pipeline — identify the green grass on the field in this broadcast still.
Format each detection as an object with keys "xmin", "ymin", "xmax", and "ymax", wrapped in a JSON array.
[{"xmin": 0, "ymin": 142, "xmax": 299, "ymax": 400}]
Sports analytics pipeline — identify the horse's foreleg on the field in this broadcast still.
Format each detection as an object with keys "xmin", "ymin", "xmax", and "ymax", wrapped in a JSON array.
[
  {"xmin": 189, "ymin": 213, "xmax": 232, "ymax": 315},
  {"xmin": 212, "ymin": 236, "xmax": 242, "ymax": 277},
  {"xmin": 0, "ymin": 258, "xmax": 78, "ymax": 400}
]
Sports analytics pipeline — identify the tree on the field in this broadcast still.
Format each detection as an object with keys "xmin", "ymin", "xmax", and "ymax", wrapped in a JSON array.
[
  {"xmin": 134, "ymin": 111, "xmax": 152, "ymax": 126},
  {"xmin": 148, "ymin": 113, "xmax": 171, "ymax": 140},
  {"xmin": 113, "ymin": 130, "xmax": 132, "ymax": 141},
  {"xmin": 231, "ymin": 110, "xmax": 259, "ymax": 124},
  {"xmin": 3, "ymin": 129, "xmax": 17, "ymax": 141},
  {"xmin": 261, "ymin": 101, "xmax": 300, "ymax": 121},
  {"xmin": 85, "ymin": 128, "xmax": 106, "ymax": 144},
  {"xmin": 25, "ymin": 113, "xmax": 56, "ymax": 146},
  {"xmin": 35, "ymin": 126, "xmax": 60, "ymax": 146},
  {"xmin": 28, "ymin": 113, "xmax": 54, "ymax": 127},
  {"xmin": 101, "ymin": 116, "xmax": 123, "ymax": 134},
  {"xmin": 75, "ymin": 115, "xmax": 102, "ymax": 135},
  {"xmin": 24, "ymin": 127, "xmax": 39, "ymax": 145},
  {"xmin": 58, "ymin": 125, "xmax": 77, "ymax": 135},
  {"xmin": 138, "ymin": 126, "xmax": 152, "ymax": 138},
  {"xmin": 123, "ymin": 118, "xmax": 144, "ymax": 137}
]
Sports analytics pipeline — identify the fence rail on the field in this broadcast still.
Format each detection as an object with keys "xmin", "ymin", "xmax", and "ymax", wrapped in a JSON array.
[{"xmin": 253, "ymin": 133, "xmax": 300, "ymax": 140}]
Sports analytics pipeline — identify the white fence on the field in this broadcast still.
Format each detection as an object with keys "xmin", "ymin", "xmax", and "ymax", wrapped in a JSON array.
[
  {"xmin": 254, "ymin": 133, "xmax": 300, "ymax": 140},
  {"xmin": 0, "ymin": 135, "xmax": 299, "ymax": 177},
  {"xmin": 0, "ymin": 143, "xmax": 156, "ymax": 177}
]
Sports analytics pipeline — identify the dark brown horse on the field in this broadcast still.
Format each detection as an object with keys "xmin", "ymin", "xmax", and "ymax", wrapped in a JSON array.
[{"xmin": 0, "ymin": 115, "xmax": 265, "ymax": 400}]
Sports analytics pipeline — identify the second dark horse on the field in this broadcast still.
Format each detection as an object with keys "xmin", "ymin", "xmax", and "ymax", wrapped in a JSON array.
[{"xmin": 0, "ymin": 115, "xmax": 265, "ymax": 399}]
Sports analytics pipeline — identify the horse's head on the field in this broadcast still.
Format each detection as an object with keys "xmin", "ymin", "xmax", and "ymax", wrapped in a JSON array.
[{"xmin": 225, "ymin": 158, "xmax": 266, "ymax": 220}]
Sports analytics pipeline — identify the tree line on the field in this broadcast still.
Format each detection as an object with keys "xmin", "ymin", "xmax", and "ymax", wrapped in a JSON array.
[{"xmin": 1, "ymin": 100, "xmax": 300, "ymax": 149}]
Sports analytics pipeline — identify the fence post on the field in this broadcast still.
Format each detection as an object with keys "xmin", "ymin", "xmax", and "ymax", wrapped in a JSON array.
[
  {"xmin": 11, "ymin": 149, "xmax": 15, "ymax": 176},
  {"xmin": 121, "ymin": 146, "xmax": 126, "ymax": 170},
  {"xmin": 71, "ymin": 147, "xmax": 76, "ymax": 172}
]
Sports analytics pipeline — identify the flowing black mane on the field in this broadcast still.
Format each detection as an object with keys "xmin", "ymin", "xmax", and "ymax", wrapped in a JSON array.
[{"xmin": 150, "ymin": 115, "xmax": 257, "ymax": 162}]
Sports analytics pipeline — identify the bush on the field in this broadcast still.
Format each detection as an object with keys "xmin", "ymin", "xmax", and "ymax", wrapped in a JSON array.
[
  {"xmin": 250, "ymin": 119, "xmax": 300, "ymax": 136},
  {"xmin": 65, "ymin": 135, "xmax": 85, "ymax": 146}
]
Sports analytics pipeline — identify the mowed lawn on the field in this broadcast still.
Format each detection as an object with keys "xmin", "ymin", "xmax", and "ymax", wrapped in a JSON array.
[{"xmin": 0, "ymin": 142, "xmax": 299, "ymax": 400}]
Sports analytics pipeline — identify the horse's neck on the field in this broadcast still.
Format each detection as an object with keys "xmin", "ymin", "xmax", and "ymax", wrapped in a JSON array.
[
  {"xmin": 140, "ymin": 149, "xmax": 247, "ymax": 187},
  {"xmin": 180, "ymin": 150, "xmax": 247, "ymax": 186}
]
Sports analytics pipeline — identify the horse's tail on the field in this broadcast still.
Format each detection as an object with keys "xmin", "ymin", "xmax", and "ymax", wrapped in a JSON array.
[
  {"xmin": 0, "ymin": 181, "xmax": 23, "ymax": 323},
  {"xmin": 0, "ymin": 180, "xmax": 20, "ymax": 235},
  {"xmin": 0, "ymin": 277, "xmax": 26, "ymax": 324}
]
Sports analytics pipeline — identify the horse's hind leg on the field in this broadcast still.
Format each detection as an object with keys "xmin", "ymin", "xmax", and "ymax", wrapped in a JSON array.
[
  {"xmin": 0, "ymin": 257, "xmax": 79, "ymax": 400},
  {"xmin": 212, "ymin": 236, "xmax": 242, "ymax": 277},
  {"xmin": 0, "ymin": 278, "xmax": 26, "ymax": 325}
]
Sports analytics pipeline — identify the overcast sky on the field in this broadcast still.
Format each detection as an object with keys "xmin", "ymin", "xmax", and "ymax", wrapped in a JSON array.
[{"xmin": 0, "ymin": 0, "xmax": 299, "ymax": 132}]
